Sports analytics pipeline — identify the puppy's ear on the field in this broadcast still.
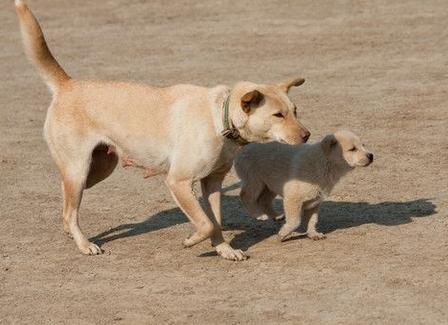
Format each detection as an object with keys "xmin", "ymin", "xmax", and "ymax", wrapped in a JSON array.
[
  {"xmin": 321, "ymin": 134, "xmax": 337, "ymax": 155},
  {"xmin": 277, "ymin": 77, "xmax": 305, "ymax": 93},
  {"xmin": 241, "ymin": 90, "xmax": 264, "ymax": 113}
]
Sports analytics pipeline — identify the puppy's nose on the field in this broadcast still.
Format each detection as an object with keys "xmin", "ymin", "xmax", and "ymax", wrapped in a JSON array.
[
  {"xmin": 367, "ymin": 153, "xmax": 374, "ymax": 162},
  {"xmin": 302, "ymin": 130, "xmax": 310, "ymax": 143}
]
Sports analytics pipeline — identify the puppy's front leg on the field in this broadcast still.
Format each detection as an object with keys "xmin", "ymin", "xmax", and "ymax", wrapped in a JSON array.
[
  {"xmin": 166, "ymin": 177, "xmax": 215, "ymax": 247},
  {"xmin": 305, "ymin": 206, "xmax": 326, "ymax": 240},
  {"xmin": 278, "ymin": 197, "xmax": 303, "ymax": 241}
]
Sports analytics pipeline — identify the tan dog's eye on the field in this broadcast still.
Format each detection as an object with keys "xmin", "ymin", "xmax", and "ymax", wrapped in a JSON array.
[
  {"xmin": 273, "ymin": 112, "xmax": 284, "ymax": 118},
  {"xmin": 348, "ymin": 147, "xmax": 356, "ymax": 151}
]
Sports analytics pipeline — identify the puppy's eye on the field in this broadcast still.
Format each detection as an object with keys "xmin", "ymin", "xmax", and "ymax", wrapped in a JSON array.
[
  {"xmin": 273, "ymin": 112, "xmax": 284, "ymax": 118},
  {"xmin": 348, "ymin": 147, "xmax": 356, "ymax": 152}
]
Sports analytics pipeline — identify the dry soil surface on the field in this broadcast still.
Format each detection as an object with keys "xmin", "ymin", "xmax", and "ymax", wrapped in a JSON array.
[{"xmin": 1, "ymin": 0, "xmax": 447, "ymax": 324}]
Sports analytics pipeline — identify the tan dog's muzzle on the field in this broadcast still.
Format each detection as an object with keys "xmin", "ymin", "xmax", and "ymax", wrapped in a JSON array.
[
  {"xmin": 279, "ymin": 117, "xmax": 310, "ymax": 144},
  {"xmin": 300, "ymin": 128, "xmax": 311, "ymax": 143}
]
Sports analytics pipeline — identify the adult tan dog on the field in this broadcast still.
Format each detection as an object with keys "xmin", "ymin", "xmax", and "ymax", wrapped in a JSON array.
[
  {"xmin": 235, "ymin": 130, "xmax": 373, "ymax": 241},
  {"xmin": 15, "ymin": 0, "xmax": 310, "ymax": 260}
]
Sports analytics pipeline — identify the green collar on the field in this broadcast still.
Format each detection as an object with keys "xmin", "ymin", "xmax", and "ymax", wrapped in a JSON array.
[{"xmin": 221, "ymin": 93, "xmax": 249, "ymax": 146}]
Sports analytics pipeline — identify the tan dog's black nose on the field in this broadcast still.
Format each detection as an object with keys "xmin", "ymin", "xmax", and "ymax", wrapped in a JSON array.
[
  {"xmin": 302, "ymin": 130, "xmax": 310, "ymax": 143},
  {"xmin": 367, "ymin": 153, "xmax": 374, "ymax": 162}
]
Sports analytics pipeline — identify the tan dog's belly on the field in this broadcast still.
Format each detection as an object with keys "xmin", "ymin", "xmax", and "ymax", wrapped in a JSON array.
[{"xmin": 107, "ymin": 145, "xmax": 166, "ymax": 178}]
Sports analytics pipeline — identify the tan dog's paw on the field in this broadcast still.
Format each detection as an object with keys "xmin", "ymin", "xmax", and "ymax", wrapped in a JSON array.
[
  {"xmin": 215, "ymin": 243, "xmax": 248, "ymax": 261},
  {"xmin": 183, "ymin": 230, "xmax": 212, "ymax": 248},
  {"xmin": 278, "ymin": 224, "xmax": 295, "ymax": 242},
  {"xmin": 79, "ymin": 242, "xmax": 102, "ymax": 255},
  {"xmin": 307, "ymin": 232, "xmax": 326, "ymax": 240},
  {"xmin": 277, "ymin": 233, "xmax": 290, "ymax": 242},
  {"xmin": 182, "ymin": 224, "xmax": 215, "ymax": 248}
]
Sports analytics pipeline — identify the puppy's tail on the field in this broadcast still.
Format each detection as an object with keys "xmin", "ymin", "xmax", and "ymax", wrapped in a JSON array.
[{"xmin": 15, "ymin": 0, "xmax": 70, "ymax": 92}]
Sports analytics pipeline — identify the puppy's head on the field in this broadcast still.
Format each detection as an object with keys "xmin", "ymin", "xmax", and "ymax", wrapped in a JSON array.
[
  {"xmin": 321, "ymin": 130, "xmax": 373, "ymax": 168},
  {"xmin": 230, "ymin": 78, "xmax": 310, "ymax": 144}
]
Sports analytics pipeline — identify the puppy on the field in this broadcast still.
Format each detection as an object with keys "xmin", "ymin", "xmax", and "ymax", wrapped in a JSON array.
[
  {"xmin": 234, "ymin": 130, "xmax": 373, "ymax": 241},
  {"xmin": 15, "ymin": 1, "xmax": 311, "ymax": 260}
]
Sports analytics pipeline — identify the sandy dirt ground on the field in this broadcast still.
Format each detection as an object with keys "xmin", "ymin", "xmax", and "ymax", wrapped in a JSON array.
[{"xmin": 1, "ymin": 0, "xmax": 447, "ymax": 324}]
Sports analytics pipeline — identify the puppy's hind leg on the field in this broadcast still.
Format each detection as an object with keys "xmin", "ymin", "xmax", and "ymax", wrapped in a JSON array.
[
  {"xmin": 305, "ymin": 206, "xmax": 326, "ymax": 240},
  {"xmin": 239, "ymin": 179, "xmax": 267, "ymax": 220},
  {"xmin": 257, "ymin": 187, "xmax": 283, "ymax": 221},
  {"xmin": 278, "ymin": 197, "xmax": 303, "ymax": 241}
]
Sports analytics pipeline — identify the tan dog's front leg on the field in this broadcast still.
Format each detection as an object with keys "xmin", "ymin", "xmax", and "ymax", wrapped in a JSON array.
[
  {"xmin": 305, "ymin": 206, "xmax": 326, "ymax": 240},
  {"xmin": 278, "ymin": 197, "xmax": 303, "ymax": 241},
  {"xmin": 166, "ymin": 177, "xmax": 215, "ymax": 247},
  {"xmin": 201, "ymin": 174, "xmax": 247, "ymax": 261}
]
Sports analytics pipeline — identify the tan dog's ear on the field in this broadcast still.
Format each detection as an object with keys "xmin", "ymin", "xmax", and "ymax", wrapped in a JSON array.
[
  {"xmin": 321, "ymin": 134, "xmax": 337, "ymax": 155},
  {"xmin": 241, "ymin": 90, "xmax": 264, "ymax": 113},
  {"xmin": 277, "ymin": 77, "xmax": 305, "ymax": 93}
]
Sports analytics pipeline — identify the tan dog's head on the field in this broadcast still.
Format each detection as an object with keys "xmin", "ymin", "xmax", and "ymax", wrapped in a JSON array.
[
  {"xmin": 229, "ymin": 78, "xmax": 310, "ymax": 144},
  {"xmin": 321, "ymin": 130, "xmax": 373, "ymax": 168}
]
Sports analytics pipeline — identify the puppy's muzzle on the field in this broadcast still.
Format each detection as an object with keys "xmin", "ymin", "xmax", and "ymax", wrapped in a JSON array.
[{"xmin": 362, "ymin": 153, "xmax": 374, "ymax": 166}]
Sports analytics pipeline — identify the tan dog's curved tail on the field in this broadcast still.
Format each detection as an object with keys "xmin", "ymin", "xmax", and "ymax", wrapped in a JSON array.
[{"xmin": 15, "ymin": 0, "xmax": 70, "ymax": 92}]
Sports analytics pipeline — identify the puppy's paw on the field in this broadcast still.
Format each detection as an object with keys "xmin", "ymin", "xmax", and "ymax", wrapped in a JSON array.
[
  {"xmin": 79, "ymin": 242, "xmax": 102, "ymax": 255},
  {"xmin": 256, "ymin": 214, "xmax": 270, "ymax": 221},
  {"xmin": 307, "ymin": 232, "xmax": 326, "ymax": 240},
  {"xmin": 183, "ymin": 237, "xmax": 196, "ymax": 248},
  {"xmin": 215, "ymin": 243, "xmax": 248, "ymax": 261},
  {"xmin": 274, "ymin": 214, "xmax": 285, "ymax": 222}
]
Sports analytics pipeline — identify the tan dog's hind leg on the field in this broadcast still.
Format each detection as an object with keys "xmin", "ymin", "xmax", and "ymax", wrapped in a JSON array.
[
  {"xmin": 48, "ymin": 128, "xmax": 103, "ymax": 255},
  {"xmin": 201, "ymin": 173, "xmax": 247, "ymax": 261},
  {"xmin": 305, "ymin": 206, "xmax": 326, "ymax": 240},
  {"xmin": 278, "ymin": 197, "xmax": 303, "ymax": 241},
  {"xmin": 61, "ymin": 181, "xmax": 70, "ymax": 236},
  {"xmin": 62, "ymin": 176, "xmax": 101, "ymax": 255}
]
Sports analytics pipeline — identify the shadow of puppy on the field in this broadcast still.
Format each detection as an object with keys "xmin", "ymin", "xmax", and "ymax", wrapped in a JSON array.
[{"xmin": 228, "ymin": 197, "xmax": 437, "ymax": 251}]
